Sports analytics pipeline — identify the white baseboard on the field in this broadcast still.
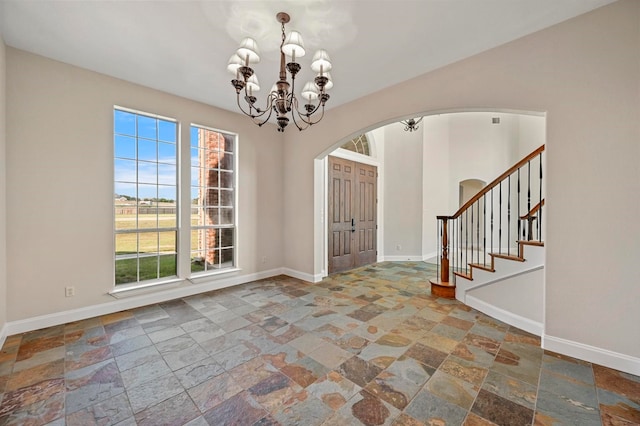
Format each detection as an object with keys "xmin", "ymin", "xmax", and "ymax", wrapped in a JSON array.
[
  {"xmin": 281, "ymin": 268, "xmax": 322, "ymax": 283},
  {"xmin": 384, "ymin": 255, "xmax": 425, "ymax": 262},
  {"xmin": 465, "ymin": 294, "xmax": 543, "ymax": 336},
  {"xmin": 422, "ymin": 252, "xmax": 438, "ymax": 262},
  {"xmin": 543, "ymin": 334, "xmax": 640, "ymax": 376},
  {"xmin": 0, "ymin": 322, "xmax": 8, "ymax": 350},
  {"xmin": 5, "ymin": 268, "xmax": 284, "ymax": 337}
]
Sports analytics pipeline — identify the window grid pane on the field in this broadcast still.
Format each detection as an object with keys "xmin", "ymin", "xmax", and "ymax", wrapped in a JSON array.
[
  {"xmin": 114, "ymin": 108, "xmax": 178, "ymax": 286},
  {"xmin": 190, "ymin": 125, "xmax": 236, "ymax": 274}
]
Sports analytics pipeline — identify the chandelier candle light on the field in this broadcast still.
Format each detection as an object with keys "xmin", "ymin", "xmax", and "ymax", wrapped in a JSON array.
[{"xmin": 228, "ymin": 12, "xmax": 333, "ymax": 132}]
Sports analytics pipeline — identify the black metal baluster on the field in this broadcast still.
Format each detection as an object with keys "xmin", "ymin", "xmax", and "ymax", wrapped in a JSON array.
[
  {"xmin": 491, "ymin": 189, "xmax": 494, "ymax": 259},
  {"xmin": 518, "ymin": 168, "xmax": 521, "ymax": 241},
  {"xmin": 459, "ymin": 215, "xmax": 463, "ymax": 274},
  {"xmin": 507, "ymin": 175, "xmax": 511, "ymax": 256},
  {"xmin": 539, "ymin": 153, "xmax": 543, "ymax": 241},
  {"xmin": 483, "ymin": 193, "xmax": 487, "ymax": 267},
  {"xmin": 476, "ymin": 201, "xmax": 480, "ymax": 265},
  {"xmin": 499, "ymin": 181, "xmax": 502, "ymax": 254}
]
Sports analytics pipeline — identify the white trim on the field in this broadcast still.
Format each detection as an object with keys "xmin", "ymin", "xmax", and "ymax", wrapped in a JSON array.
[
  {"xmin": 281, "ymin": 267, "xmax": 322, "ymax": 283},
  {"xmin": 330, "ymin": 148, "xmax": 378, "ymax": 166},
  {"xmin": 465, "ymin": 294, "xmax": 543, "ymax": 336},
  {"xmin": 463, "ymin": 265, "xmax": 544, "ymax": 293},
  {"xmin": 422, "ymin": 251, "xmax": 438, "ymax": 262},
  {"xmin": 0, "ymin": 323, "xmax": 8, "ymax": 349},
  {"xmin": 4, "ymin": 268, "xmax": 283, "ymax": 336},
  {"xmin": 543, "ymin": 335, "xmax": 640, "ymax": 376},
  {"xmin": 317, "ymin": 144, "xmax": 383, "ymax": 279},
  {"xmin": 384, "ymin": 255, "xmax": 425, "ymax": 262}
]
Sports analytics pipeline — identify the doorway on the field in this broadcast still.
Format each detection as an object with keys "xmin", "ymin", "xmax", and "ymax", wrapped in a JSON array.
[{"xmin": 328, "ymin": 156, "xmax": 378, "ymax": 273}]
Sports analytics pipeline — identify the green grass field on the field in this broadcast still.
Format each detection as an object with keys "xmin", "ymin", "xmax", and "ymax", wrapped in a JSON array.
[{"xmin": 115, "ymin": 213, "xmax": 206, "ymax": 284}]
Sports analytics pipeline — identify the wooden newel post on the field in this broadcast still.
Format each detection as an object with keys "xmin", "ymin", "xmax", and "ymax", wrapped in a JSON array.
[
  {"xmin": 440, "ymin": 217, "xmax": 449, "ymax": 283},
  {"xmin": 430, "ymin": 215, "xmax": 455, "ymax": 298}
]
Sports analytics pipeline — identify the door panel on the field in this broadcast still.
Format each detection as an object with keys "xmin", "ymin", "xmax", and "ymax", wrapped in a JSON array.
[
  {"xmin": 328, "ymin": 156, "xmax": 377, "ymax": 273},
  {"xmin": 328, "ymin": 157, "xmax": 357, "ymax": 272},
  {"xmin": 355, "ymin": 162, "xmax": 377, "ymax": 267}
]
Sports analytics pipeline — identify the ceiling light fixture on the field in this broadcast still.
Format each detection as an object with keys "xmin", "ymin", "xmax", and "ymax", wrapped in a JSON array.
[
  {"xmin": 401, "ymin": 117, "xmax": 423, "ymax": 132},
  {"xmin": 228, "ymin": 12, "xmax": 333, "ymax": 132}
]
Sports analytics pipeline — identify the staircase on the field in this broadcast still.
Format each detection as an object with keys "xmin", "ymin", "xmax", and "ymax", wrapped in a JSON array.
[{"xmin": 430, "ymin": 145, "xmax": 545, "ymax": 333}]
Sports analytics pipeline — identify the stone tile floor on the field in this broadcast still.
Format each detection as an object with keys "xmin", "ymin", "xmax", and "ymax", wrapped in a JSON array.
[{"xmin": 0, "ymin": 261, "xmax": 639, "ymax": 425}]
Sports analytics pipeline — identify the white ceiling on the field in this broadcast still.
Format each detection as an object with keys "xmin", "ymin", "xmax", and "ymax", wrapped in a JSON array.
[{"xmin": 0, "ymin": 0, "xmax": 615, "ymax": 114}]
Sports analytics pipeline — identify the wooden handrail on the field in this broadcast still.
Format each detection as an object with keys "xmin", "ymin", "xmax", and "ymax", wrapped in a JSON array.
[
  {"xmin": 519, "ymin": 199, "xmax": 545, "ymax": 220},
  {"xmin": 451, "ymin": 144, "xmax": 545, "ymax": 219}
]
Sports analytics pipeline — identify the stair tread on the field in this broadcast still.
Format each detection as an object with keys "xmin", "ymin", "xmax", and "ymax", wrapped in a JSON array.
[
  {"xmin": 518, "ymin": 240, "xmax": 544, "ymax": 246},
  {"xmin": 469, "ymin": 263, "xmax": 495, "ymax": 272},
  {"xmin": 453, "ymin": 271, "xmax": 473, "ymax": 280},
  {"xmin": 490, "ymin": 253, "xmax": 525, "ymax": 262}
]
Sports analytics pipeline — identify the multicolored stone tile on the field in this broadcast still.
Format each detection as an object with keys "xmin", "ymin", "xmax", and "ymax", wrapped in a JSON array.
[
  {"xmin": 472, "ymin": 388, "xmax": 534, "ymax": 425},
  {"xmin": 187, "ymin": 372, "xmax": 243, "ymax": 412},
  {"xmin": 534, "ymin": 387, "xmax": 601, "ymax": 425},
  {"xmin": 271, "ymin": 393, "xmax": 333, "ymax": 426},
  {"xmin": 0, "ymin": 378, "xmax": 65, "ymax": 425},
  {"xmin": 1, "ymin": 261, "xmax": 639, "ymax": 425},
  {"xmin": 426, "ymin": 370, "xmax": 479, "ymax": 410},
  {"xmin": 365, "ymin": 357, "xmax": 433, "ymax": 410},
  {"xmin": 135, "ymin": 391, "xmax": 200, "ymax": 426},
  {"xmin": 307, "ymin": 371, "xmax": 361, "ymax": 411},
  {"xmin": 482, "ymin": 370, "xmax": 537, "ymax": 409},
  {"xmin": 279, "ymin": 356, "xmax": 329, "ymax": 388},
  {"xmin": 65, "ymin": 359, "xmax": 125, "ymax": 414},
  {"xmin": 597, "ymin": 387, "xmax": 640, "ymax": 425},
  {"xmin": 4, "ymin": 359, "xmax": 64, "ymax": 392},
  {"xmin": 308, "ymin": 341, "xmax": 354, "ymax": 369},
  {"xmin": 247, "ymin": 372, "xmax": 304, "ymax": 413},
  {"xmin": 335, "ymin": 389, "xmax": 401, "ymax": 426},
  {"xmin": 439, "ymin": 355, "xmax": 488, "ymax": 387},
  {"xmin": 65, "ymin": 392, "xmax": 132, "ymax": 426},
  {"xmin": 203, "ymin": 391, "xmax": 268, "ymax": 426},
  {"xmin": 405, "ymin": 388, "xmax": 467, "ymax": 425}
]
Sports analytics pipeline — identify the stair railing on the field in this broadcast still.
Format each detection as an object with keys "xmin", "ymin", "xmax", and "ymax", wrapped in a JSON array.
[{"xmin": 434, "ymin": 145, "xmax": 545, "ymax": 285}]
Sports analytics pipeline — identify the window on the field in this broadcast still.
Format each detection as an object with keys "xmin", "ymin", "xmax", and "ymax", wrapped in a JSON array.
[
  {"xmin": 114, "ymin": 108, "xmax": 178, "ymax": 285},
  {"xmin": 341, "ymin": 134, "xmax": 370, "ymax": 156},
  {"xmin": 190, "ymin": 125, "xmax": 236, "ymax": 274}
]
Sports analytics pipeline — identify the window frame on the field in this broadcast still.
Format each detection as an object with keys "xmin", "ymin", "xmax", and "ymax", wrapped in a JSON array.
[
  {"xmin": 113, "ymin": 106, "xmax": 180, "ymax": 289},
  {"xmin": 189, "ymin": 123, "xmax": 239, "ymax": 278}
]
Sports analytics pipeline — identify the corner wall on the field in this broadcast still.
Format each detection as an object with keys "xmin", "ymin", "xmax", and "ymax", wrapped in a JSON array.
[
  {"xmin": 0, "ymin": 35, "xmax": 7, "ymax": 340},
  {"xmin": 285, "ymin": 0, "xmax": 640, "ymax": 372},
  {"xmin": 5, "ymin": 48, "xmax": 285, "ymax": 323}
]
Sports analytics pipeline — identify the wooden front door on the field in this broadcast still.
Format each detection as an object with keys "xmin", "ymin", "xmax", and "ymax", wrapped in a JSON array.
[{"xmin": 328, "ymin": 156, "xmax": 377, "ymax": 273}]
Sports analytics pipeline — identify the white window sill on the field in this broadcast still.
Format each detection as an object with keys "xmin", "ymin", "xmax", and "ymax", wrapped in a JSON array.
[{"xmin": 108, "ymin": 268, "xmax": 242, "ymax": 299}]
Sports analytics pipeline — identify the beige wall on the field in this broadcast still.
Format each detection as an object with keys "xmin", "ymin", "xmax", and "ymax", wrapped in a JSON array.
[
  {"xmin": 285, "ymin": 0, "xmax": 640, "ymax": 359},
  {"xmin": 0, "ymin": 36, "xmax": 7, "ymax": 332},
  {"xmin": 5, "ymin": 48, "xmax": 284, "ymax": 321},
  {"xmin": 383, "ymin": 123, "xmax": 423, "ymax": 257}
]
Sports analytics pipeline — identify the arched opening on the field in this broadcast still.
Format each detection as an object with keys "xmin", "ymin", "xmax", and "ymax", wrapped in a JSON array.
[{"xmin": 314, "ymin": 110, "xmax": 546, "ymax": 279}]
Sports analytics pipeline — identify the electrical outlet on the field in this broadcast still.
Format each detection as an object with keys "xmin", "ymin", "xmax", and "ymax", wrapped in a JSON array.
[
  {"xmin": 396, "ymin": 244, "xmax": 402, "ymax": 251},
  {"xmin": 65, "ymin": 286, "xmax": 75, "ymax": 297},
  {"xmin": 261, "ymin": 256, "xmax": 267, "ymax": 264}
]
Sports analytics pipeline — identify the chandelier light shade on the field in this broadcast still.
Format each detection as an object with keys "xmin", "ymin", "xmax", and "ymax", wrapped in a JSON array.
[
  {"xmin": 401, "ymin": 117, "xmax": 424, "ymax": 132},
  {"xmin": 230, "ymin": 12, "xmax": 333, "ymax": 132}
]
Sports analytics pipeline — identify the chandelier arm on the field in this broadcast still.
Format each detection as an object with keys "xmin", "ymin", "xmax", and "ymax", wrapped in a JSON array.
[
  {"xmin": 289, "ymin": 96, "xmax": 311, "ymax": 131},
  {"xmin": 250, "ymin": 92, "xmax": 278, "ymax": 126},
  {"xmin": 292, "ymin": 98, "xmax": 326, "ymax": 126},
  {"xmin": 235, "ymin": 91, "xmax": 276, "ymax": 123}
]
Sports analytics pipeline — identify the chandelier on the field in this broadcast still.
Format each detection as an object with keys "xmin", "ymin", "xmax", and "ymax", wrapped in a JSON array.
[
  {"xmin": 401, "ymin": 117, "xmax": 423, "ymax": 132},
  {"xmin": 228, "ymin": 12, "xmax": 333, "ymax": 132}
]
